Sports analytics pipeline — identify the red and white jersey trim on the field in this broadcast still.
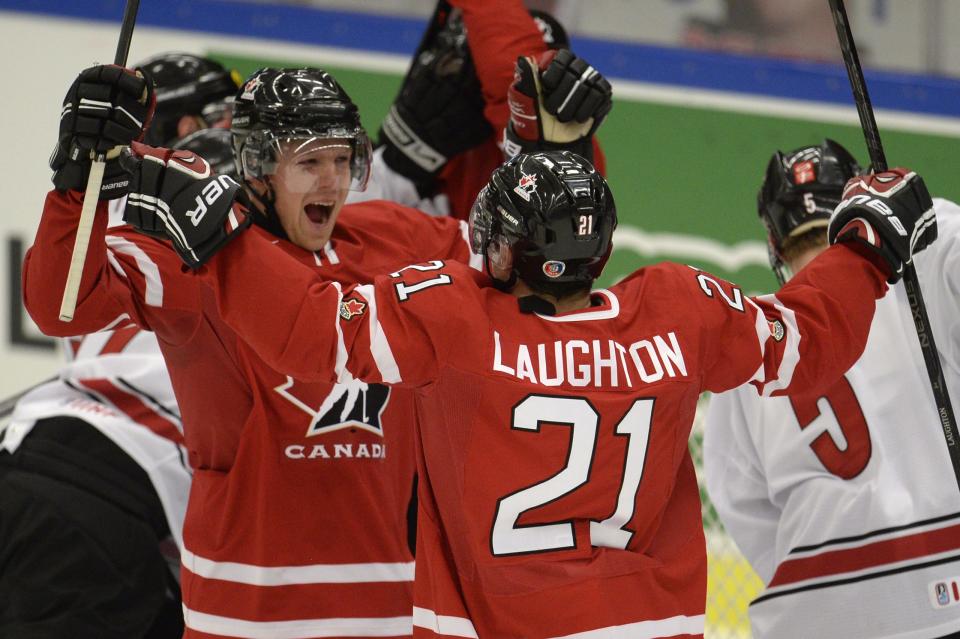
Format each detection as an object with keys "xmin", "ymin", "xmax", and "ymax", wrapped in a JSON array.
[
  {"xmin": 764, "ymin": 518, "xmax": 960, "ymax": 593},
  {"xmin": 355, "ymin": 284, "xmax": 402, "ymax": 384},
  {"xmin": 105, "ymin": 234, "xmax": 163, "ymax": 307},
  {"xmin": 536, "ymin": 290, "xmax": 620, "ymax": 323},
  {"xmin": 182, "ymin": 607, "xmax": 413, "ymax": 639},
  {"xmin": 181, "ymin": 547, "xmax": 414, "ymax": 585},
  {"xmin": 412, "ymin": 608, "xmax": 478, "ymax": 638},
  {"xmin": 456, "ymin": 221, "xmax": 484, "ymax": 271},
  {"xmin": 748, "ymin": 293, "xmax": 801, "ymax": 396}
]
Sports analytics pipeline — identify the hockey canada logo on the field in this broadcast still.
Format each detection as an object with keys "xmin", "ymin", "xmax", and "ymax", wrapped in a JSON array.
[
  {"xmin": 930, "ymin": 578, "xmax": 960, "ymax": 609},
  {"xmin": 542, "ymin": 260, "xmax": 566, "ymax": 278},
  {"xmin": 275, "ymin": 376, "xmax": 391, "ymax": 438},
  {"xmin": 240, "ymin": 75, "xmax": 262, "ymax": 100},
  {"xmin": 514, "ymin": 173, "xmax": 537, "ymax": 202},
  {"xmin": 768, "ymin": 319, "xmax": 785, "ymax": 342},
  {"xmin": 339, "ymin": 297, "xmax": 367, "ymax": 320}
]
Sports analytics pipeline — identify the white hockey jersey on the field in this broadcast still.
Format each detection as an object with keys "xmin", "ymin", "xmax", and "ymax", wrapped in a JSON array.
[
  {"xmin": 703, "ymin": 198, "xmax": 960, "ymax": 639},
  {"xmin": 2, "ymin": 327, "xmax": 190, "ymax": 552}
]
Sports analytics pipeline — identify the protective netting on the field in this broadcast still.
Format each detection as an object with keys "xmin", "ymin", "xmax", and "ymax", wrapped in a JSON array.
[{"xmin": 690, "ymin": 395, "xmax": 764, "ymax": 639}]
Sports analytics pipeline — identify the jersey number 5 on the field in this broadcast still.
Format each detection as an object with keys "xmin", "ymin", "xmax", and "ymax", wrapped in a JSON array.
[
  {"xmin": 788, "ymin": 375, "xmax": 872, "ymax": 479},
  {"xmin": 490, "ymin": 394, "xmax": 654, "ymax": 556}
]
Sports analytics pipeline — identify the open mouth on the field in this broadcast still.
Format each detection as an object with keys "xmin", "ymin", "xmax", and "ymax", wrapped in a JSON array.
[{"xmin": 304, "ymin": 202, "xmax": 334, "ymax": 225}]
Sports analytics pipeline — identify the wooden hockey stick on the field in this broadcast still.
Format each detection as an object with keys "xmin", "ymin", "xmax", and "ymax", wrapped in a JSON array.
[
  {"xmin": 828, "ymin": 0, "xmax": 960, "ymax": 491},
  {"xmin": 59, "ymin": 0, "xmax": 141, "ymax": 322}
]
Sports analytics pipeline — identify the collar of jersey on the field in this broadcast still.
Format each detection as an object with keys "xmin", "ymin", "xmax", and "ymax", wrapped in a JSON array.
[{"xmin": 535, "ymin": 289, "xmax": 620, "ymax": 322}]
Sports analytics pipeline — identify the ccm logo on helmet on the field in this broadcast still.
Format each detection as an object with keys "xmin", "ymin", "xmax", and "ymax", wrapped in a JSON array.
[{"xmin": 187, "ymin": 175, "xmax": 238, "ymax": 227}]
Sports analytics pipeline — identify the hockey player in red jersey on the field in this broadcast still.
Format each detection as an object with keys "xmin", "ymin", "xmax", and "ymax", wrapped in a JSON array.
[
  {"xmin": 703, "ymin": 140, "xmax": 960, "ymax": 639},
  {"xmin": 23, "ymin": 65, "xmax": 480, "ymax": 638},
  {"xmin": 374, "ymin": 0, "xmax": 610, "ymax": 218},
  {"xmin": 119, "ymin": 146, "xmax": 936, "ymax": 637}
]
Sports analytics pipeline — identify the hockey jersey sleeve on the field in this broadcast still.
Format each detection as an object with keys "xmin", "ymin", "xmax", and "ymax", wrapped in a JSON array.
[
  {"xmin": 23, "ymin": 190, "xmax": 203, "ymax": 337},
  {"xmin": 200, "ymin": 228, "xmax": 445, "ymax": 387},
  {"xmin": 702, "ymin": 389, "xmax": 780, "ymax": 583},
  {"xmin": 381, "ymin": 200, "xmax": 481, "ymax": 268},
  {"xmin": 685, "ymin": 242, "xmax": 888, "ymax": 397},
  {"xmin": 451, "ymin": 0, "xmax": 547, "ymax": 133},
  {"xmin": 915, "ymin": 198, "xmax": 960, "ymax": 372}
]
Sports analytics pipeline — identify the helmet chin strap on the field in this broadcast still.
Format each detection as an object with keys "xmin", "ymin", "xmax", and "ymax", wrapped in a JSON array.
[{"xmin": 244, "ymin": 179, "xmax": 289, "ymax": 241}]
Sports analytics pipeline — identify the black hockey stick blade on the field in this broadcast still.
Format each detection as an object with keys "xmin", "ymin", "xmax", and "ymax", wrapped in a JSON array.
[{"xmin": 828, "ymin": 0, "xmax": 960, "ymax": 491}]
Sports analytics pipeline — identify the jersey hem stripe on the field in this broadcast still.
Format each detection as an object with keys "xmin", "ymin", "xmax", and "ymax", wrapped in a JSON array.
[
  {"xmin": 547, "ymin": 613, "xmax": 706, "ymax": 639},
  {"xmin": 183, "ymin": 606, "xmax": 413, "ymax": 639}
]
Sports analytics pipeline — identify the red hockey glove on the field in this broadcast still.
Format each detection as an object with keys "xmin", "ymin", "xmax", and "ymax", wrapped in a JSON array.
[
  {"xmin": 503, "ymin": 49, "xmax": 612, "ymax": 162},
  {"xmin": 50, "ymin": 65, "xmax": 155, "ymax": 200},
  {"xmin": 828, "ymin": 168, "xmax": 936, "ymax": 283},
  {"xmin": 121, "ymin": 141, "xmax": 251, "ymax": 269}
]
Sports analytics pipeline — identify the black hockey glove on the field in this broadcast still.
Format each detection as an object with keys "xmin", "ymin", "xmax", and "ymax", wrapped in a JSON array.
[
  {"xmin": 828, "ymin": 168, "xmax": 937, "ymax": 283},
  {"xmin": 503, "ymin": 49, "xmax": 612, "ymax": 162},
  {"xmin": 50, "ymin": 65, "xmax": 155, "ymax": 200},
  {"xmin": 121, "ymin": 141, "xmax": 251, "ymax": 269},
  {"xmin": 379, "ymin": 3, "xmax": 492, "ymax": 194}
]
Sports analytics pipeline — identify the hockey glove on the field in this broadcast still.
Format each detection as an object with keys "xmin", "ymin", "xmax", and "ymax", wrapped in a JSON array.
[
  {"xmin": 828, "ymin": 168, "xmax": 937, "ymax": 283},
  {"xmin": 503, "ymin": 49, "xmax": 612, "ymax": 162},
  {"xmin": 379, "ymin": 4, "xmax": 492, "ymax": 194},
  {"xmin": 50, "ymin": 65, "xmax": 155, "ymax": 200},
  {"xmin": 121, "ymin": 141, "xmax": 251, "ymax": 269}
]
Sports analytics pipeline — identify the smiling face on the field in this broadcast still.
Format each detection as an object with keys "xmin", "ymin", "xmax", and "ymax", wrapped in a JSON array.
[{"xmin": 253, "ymin": 137, "xmax": 353, "ymax": 251}]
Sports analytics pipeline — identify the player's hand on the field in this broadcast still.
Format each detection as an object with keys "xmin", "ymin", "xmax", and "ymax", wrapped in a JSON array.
[
  {"xmin": 378, "ymin": 5, "xmax": 492, "ymax": 193},
  {"xmin": 828, "ymin": 168, "xmax": 937, "ymax": 283},
  {"xmin": 50, "ymin": 65, "xmax": 155, "ymax": 200},
  {"xmin": 502, "ymin": 49, "xmax": 612, "ymax": 162},
  {"xmin": 120, "ymin": 141, "xmax": 251, "ymax": 269}
]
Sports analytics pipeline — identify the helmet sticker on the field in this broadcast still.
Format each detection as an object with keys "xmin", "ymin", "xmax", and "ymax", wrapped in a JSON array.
[
  {"xmin": 542, "ymin": 261, "xmax": 566, "ymax": 278},
  {"xmin": 241, "ymin": 75, "xmax": 262, "ymax": 100},
  {"xmin": 793, "ymin": 160, "xmax": 817, "ymax": 184},
  {"xmin": 513, "ymin": 172, "xmax": 538, "ymax": 202}
]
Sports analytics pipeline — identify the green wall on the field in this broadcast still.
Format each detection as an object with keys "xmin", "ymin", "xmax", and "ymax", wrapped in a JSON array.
[{"xmin": 214, "ymin": 52, "xmax": 959, "ymax": 293}]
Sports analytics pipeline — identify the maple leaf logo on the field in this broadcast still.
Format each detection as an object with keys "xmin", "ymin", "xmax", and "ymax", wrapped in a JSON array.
[{"xmin": 339, "ymin": 297, "xmax": 367, "ymax": 320}]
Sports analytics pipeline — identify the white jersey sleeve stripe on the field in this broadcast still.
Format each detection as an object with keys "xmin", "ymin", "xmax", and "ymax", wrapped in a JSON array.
[
  {"xmin": 458, "ymin": 220, "xmax": 483, "ymax": 271},
  {"xmin": 355, "ymin": 284, "xmax": 402, "ymax": 384},
  {"xmin": 329, "ymin": 282, "xmax": 352, "ymax": 384},
  {"xmin": 412, "ymin": 607, "xmax": 479, "ymax": 638},
  {"xmin": 545, "ymin": 614, "xmax": 705, "ymax": 639},
  {"xmin": 104, "ymin": 235, "xmax": 163, "ymax": 307},
  {"xmin": 751, "ymin": 293, "xmax": 801, "ymax": 397},
  {"xmin": 183, "ymin": 607, "xmax": 412, "ymax": 639},
  {"xmin": 105, "ymin": 248, "xmax": 127, "ymax": 279},
  {"xmin": 181, "ymin": 547, "xmax": 414, "ymax": 585}
]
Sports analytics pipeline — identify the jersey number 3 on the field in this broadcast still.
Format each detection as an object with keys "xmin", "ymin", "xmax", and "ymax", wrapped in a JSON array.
[
  {"xmin": 789, "ymin": 375, "xmax": 872, "ymax": 479},
  {"xmin": 490, "ymin": 394, "xmax": 653, "ymax": 556}
]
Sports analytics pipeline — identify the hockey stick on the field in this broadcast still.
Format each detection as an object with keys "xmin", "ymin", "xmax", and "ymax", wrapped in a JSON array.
[
  {"xmin": 58, "ymin": 0, "xmax": 141, "ymax": 322},
  {"xmin": 828, "ymin": 0, "xmax": 960, "ymax": 492}
]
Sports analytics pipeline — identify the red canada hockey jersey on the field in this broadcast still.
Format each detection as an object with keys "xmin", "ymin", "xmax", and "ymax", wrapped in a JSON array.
[
  {"xmin": 23, "ymin": 190, "xmax": 476, "ymax": 639},
  {"xmin": 201, "ymin": 230, "xmax": 888, "ymax": 639}
]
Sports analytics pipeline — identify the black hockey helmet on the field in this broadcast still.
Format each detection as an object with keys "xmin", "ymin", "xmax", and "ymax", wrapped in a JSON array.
[
  {"xmin": 137, "ymin": 53, "xmax": 242, "ymax": 146},
  {"xmin": 231, "ymin": 67, "xmax": 372, "ymax": 192},
  {"xmin": 171, "ymin": 128, "xmax": 239, "ymax": 181},
  {"xmin": 469, "ymin": 150, "xmax": 616, "ymax": 295},
  {"xmin": 758, "ymin": 138, "xmax": 861, "ymax": 282}
]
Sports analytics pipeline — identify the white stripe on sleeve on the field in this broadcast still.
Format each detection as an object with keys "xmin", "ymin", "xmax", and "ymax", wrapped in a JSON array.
[
  {"xmin": 750, "ymin": 293, "xmax": 801, "ymax": 396},
  {"xmin": 354, "ymin": 284, "xmax": 402, "ymax": 383},
  {"xmin": 104, "ymin": 235, "xmax": 163, "ymax": 307},
  {"xmin": 412, "ymin": 607, "xmax": 479, "ymax": 638}
]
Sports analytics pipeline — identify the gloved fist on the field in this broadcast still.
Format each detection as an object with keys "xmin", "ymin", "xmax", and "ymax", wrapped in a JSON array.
[
  {"xmin": 50, "ymin": 65, "xmax": 155, "ymax": 200},
  {"xmin": 828, "ymin": 168, "xmax": 937, "ymax": 283},
  {"xmin": 503, "ymin": 49, "xmax": 612, "ymax": 161},
  {"xmin": 379, "ymin": 5, "xmax": 492, "ymax": 193},
  {"xmin": 121, "ymin": 141, "xmax": 251, "ymax": 269}
]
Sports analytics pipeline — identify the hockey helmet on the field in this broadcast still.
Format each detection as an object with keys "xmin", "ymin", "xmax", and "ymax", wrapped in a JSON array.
[
  {"xmin": 137, "ymin": 53, "xmax": 242, "ymax": 146},
  {"xmin": 469, "ymin": 150, "xmax": 616, "ymax": 294},
  {"xmin": 231, "ymin": 67, "xmax": 372, "ymax": 192},
  {"xmin": 758, "ymin": 139, "xmax": 861, "ymax": 282}
]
